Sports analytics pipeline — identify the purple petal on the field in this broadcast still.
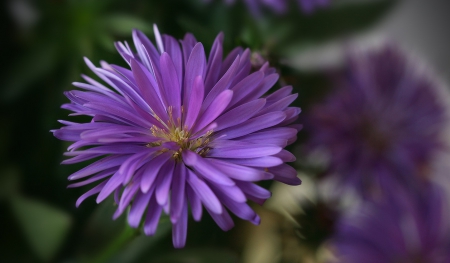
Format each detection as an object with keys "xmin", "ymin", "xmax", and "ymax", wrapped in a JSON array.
[
  {"xmin": 110, "ymin": 65, "xmax": 136, "ymax": 88},
  {"xmin": 128, "ymin": 190, "xmax": 152, "ymax": 227},
  {"xmin": 160, "ymin": 52, "xmax": 181, "ymax": 119},
  {"xmin": 153, "ymin": 24, "xmax": 164, "ymax": 53},
  {"xmin": 114, "ymin": 181, "xmax": 142, "ymax": 219},
  {"xmin": 182, "ymin": 150, "xmax": 235, "ymax": 186},
  {"xmin": 241, "ymin": 74, "xmax": 279, "ymax": 103},
  {"xmin": 273, "ymin": 150, "xmax": 296, "ymax": 162},
  {"xmin": 269, "ymin": 164, "xmax": 302, "ymax": 185},
  {"xmin": 79, "ymin": 127, "xmax": 152, "ymax": 141},
  {"xmin": 68, "ymin": 167, "xmax": 116, "ymax": 188},
  {"xmin": 221, "ymin": 47, "xmax": 243, "ymax": 76},
  {"xmin": 210, "ymin": 183, "xmax": 247, "ymax": 203},
  {"xmin": 162, "ymin": 35, "xmax": 183, "ymax": 87},
  {"xmin": 201, "ymin": 55, "xmax": 239, "ymax": 110},
  {"xmin": 114, "ymin": 41, "xmax": 134, "ymax": 63},
  {"xmin": 257, "ymin": 93, "xmax": 298, "ymax": 116},
  {"xmin": 212, "ymin": 187, "xmax": 259, "ymax": 224},
  {"xmin": 215, "ymin": 98, "xmax": 266, "ymax": 131},
  {"xmin": 187, "ymin": 185, "xmax": 202, "ymax": 221},
  {"xmin": 180, "ymin": 33, "xmax": 198, "ymax": 67},
  {"xmin": 230, "ymin": 49, "xmax": 251, "ymax": 86},
  {"xmin": 130, "ymin": 59, "xmax": 168, "ymax": 121},
  {"xmin": 75, "ymin": 181, "xmax": 107, "ymax": 207},
  {"xmin": 236, "ymin": 181, "xmax": 271, "ymax": 201},
  {"xmin": 96, "ymin": 171, "xmax": 125, "ymax": 203},
  {"xmin": 216, "ymin": 111, "xmax": 286, "ymax": 139},
  {"xmin": 144, "ymin": 196, "xmax": 163, "ymax": 235},
  {"xmin": 62, "ymin": 153, "xmax": 103, "ymax": 164},
  {"xmin": 228, "ymin": 71, "xmax": 264, "ymax": 108},
  {"xmin": 183, "ymin": 43, "xmax": 206, "ymax": 109},
  {"xmin": 97, "ymin": 136, "xmax": 156, "ymax": 144},
  {"xmin": 192, "ymin": 89, "xmax": 233, "ymax": 134},
  {"xmin": 53, "ymin": 129, "xmax": 81, "ymax": 142},
  {"xmin": 186, "ymin": 169, "xmax": 222, "ymax": 214},
  {"xmin": 183, "ymin": 76, "xmax": 204, "ymax": 129},
  {"xmin": 94, "ymin": 68, "xmax": 152, "ymax": 114},
  {"xmin": 204, "ymin": 32, "xmax": 224, "ymax": 93},
  {"xmin": 155, "ymin": 160, "xmax": 175, "ymax": 205},
  {"xmin": 141, "ymin": 153, "xmax": 171, "ymax": 193},
  {"xmin": 206, "ymin": 205, "xmax": 234, "ymax": 231},
  {"xmin": 208, "ymin": 159, "xmax": 274, "ymax": 181},
  {"xmin": 132, "ymin": 29, "xmax": 160, "ymax": 72},
  {"xmin": 83, "ymin": 101, "xmax": 152, "ymax": 128},
  {"xmin": 237, "ymin": 127, "xmax": 298, "ymax": 141},
  {"xmin": 208, "ymin": 145, "xmax": 281, "ymax": 159},
  {"xmin": 170, "ymin": 163, "xmax": 187, "ymax": 223},
  {"xmin": 172, "ymin": 200, "xmax": 188, "ymax": 248},
  {"xmin": 223, "ymin": 156, "xmax": 283, "ymax": 167},
  {"xmin": 68, "ymin": 155, "xmax": 129, "ymax": 180},
  {"xmin": 265, "ymin": 85, "xmax": 293, "ymax": 103},
  {"xmin": 118, "ymin": 149, "xmax": 155, "ymax": 184}
]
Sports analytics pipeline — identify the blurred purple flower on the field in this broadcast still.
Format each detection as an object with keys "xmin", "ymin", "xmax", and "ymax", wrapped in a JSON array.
[
  {"xmin": 208, "ymin": 0, "xmax": 330, "ymax": 16},
  {"xmin": 306, "ymin": 46, "xmax": 446, "ymax": 197},
  {"xmin": 52, "ymin": 25, "xmax": 301, "ymax": 248},
  {"xmin": 332, "ymin": 185, "xmax": 450, "ymax": 262}
]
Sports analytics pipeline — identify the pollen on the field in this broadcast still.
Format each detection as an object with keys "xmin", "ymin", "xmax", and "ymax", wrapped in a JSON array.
[{"xmin": 147, "ymin": 109, "xmax": 213, "ymax": 159}]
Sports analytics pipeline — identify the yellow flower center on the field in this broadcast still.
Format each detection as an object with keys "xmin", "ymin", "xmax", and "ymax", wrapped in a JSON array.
[{"xmin": 146, "ymin": 107, "xmax": 213, "ymax": 160}]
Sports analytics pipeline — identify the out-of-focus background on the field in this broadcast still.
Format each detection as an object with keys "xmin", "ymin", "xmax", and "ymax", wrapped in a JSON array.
[{"xmin": 1, "ymin": 0, "xmax": 450, "ymax": 262}]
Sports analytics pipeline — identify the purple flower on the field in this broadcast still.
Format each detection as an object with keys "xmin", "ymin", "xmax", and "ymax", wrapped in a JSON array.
[
  {"xmin": 331, "ymin": 185, "xmax": 450, "ymax": 262},
  {"xmin": 52, "ymin": 25, "xmax": 301, "ymax": 248},
  {"xmin": 306, "ymin": 46, "xmax": 446, "ymax": 197}
]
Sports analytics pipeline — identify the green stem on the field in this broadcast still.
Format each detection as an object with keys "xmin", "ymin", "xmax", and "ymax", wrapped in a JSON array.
[{"xmin": 88, "ymin": 225, "xmax": 139, "ymax": 263}]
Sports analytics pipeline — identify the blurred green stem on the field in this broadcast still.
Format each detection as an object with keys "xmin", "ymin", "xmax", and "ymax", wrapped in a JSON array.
[{"xmin": 88, "ymin": 225, "xmax": 139, "ymax": 263}]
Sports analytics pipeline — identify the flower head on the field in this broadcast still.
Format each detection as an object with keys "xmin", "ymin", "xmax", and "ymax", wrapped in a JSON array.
[
  {"xmin": 331, "ymin": 185, "xmax": 450, "ymax": 262},
  {"xmin": 53, "ymin": 25, "xmax": 301, "ymax": 248},
  {"xmin": 306, "ymin": 46, "xmax": 446, "ymax": 197}
]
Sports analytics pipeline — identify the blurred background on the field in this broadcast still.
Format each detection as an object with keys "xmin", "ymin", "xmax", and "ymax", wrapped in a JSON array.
[{"xmin": 1, "ymin": 0, "xmax": 450, "ymax": 262}]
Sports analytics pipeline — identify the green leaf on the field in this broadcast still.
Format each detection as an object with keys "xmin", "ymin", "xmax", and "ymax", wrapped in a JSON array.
[{"xmin": 10, "ymin": 196, "xmax": 72, "ymax": 262}]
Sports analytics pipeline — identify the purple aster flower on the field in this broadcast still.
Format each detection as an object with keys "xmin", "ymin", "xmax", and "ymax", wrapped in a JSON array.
[
  {"xmin": 52, "ymin": 25, "xmax": 301, "ymax": 248},
  {"xmin": 331, "ymin": 185, "xmax": 450, "ymax": 263},
  {"xmin": 306, "ymin": 46, "xmax": 446, "ymax": 198}
]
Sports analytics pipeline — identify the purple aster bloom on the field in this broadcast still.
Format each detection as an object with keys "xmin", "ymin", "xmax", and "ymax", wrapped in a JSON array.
[
  {"xmin": 331, "ymin": 185, "xmax": 450, "ymax": 263},
  {"xmin": 306, "ymin": 46, "xmax": 446, "ymax": 198},
  {"xmin": 52, "ymin": 25, "xmax": 301, "ymax": 248}
]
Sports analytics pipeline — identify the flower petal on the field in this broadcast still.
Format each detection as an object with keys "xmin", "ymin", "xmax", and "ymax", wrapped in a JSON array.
[
  {"xmin": 216, "ymin": 111, "xmax": 286, "ymax": 139},
  {"xmin": 183, "ymin": 76, "xmax": 204, "ymax": 129},
  {"xmin": 76, "ymin": 181, "xmax": 107, "ymax": 207},
  {"xmin": 155, "ymin": 160, "xmax": 175, "ymax": 205},
  {"xmin": 170, "ymin": 163, "xmax": 187, "ymax": 223},
  {"xmin": 172, "ymin": 200, "xmax": 188, "ymax": 248},
  {"xmin": 186, "ymin": 185, "xmax": 202, "ymax": 221},
  {"xmin": 208, "ymin": 145, "xmax": 282, "ymax": 159},
  {"xmin": 192, "ymin": 89, "xmax": 233, "ymax": 134},
  {"xmin": 144, "ymin": 196, "xmax": 163, "ymax": 236},
  {"xmin": 215, "ymin": 98, "xmax": 266, "ymax": 131},
  {"xmin": 128, "ymin": 190, "xmax": 152, "ymax": 227},
  {"xmin": 140, "ymin": 153, "xmax": 172, "ymax": 194},
  {"xmin": 182, "ymin": 150, "xmax": 235, "ymax": 186},
  {"xmin": 186, "ymin": 169, "xmax": 222, "ymax": 214}
]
